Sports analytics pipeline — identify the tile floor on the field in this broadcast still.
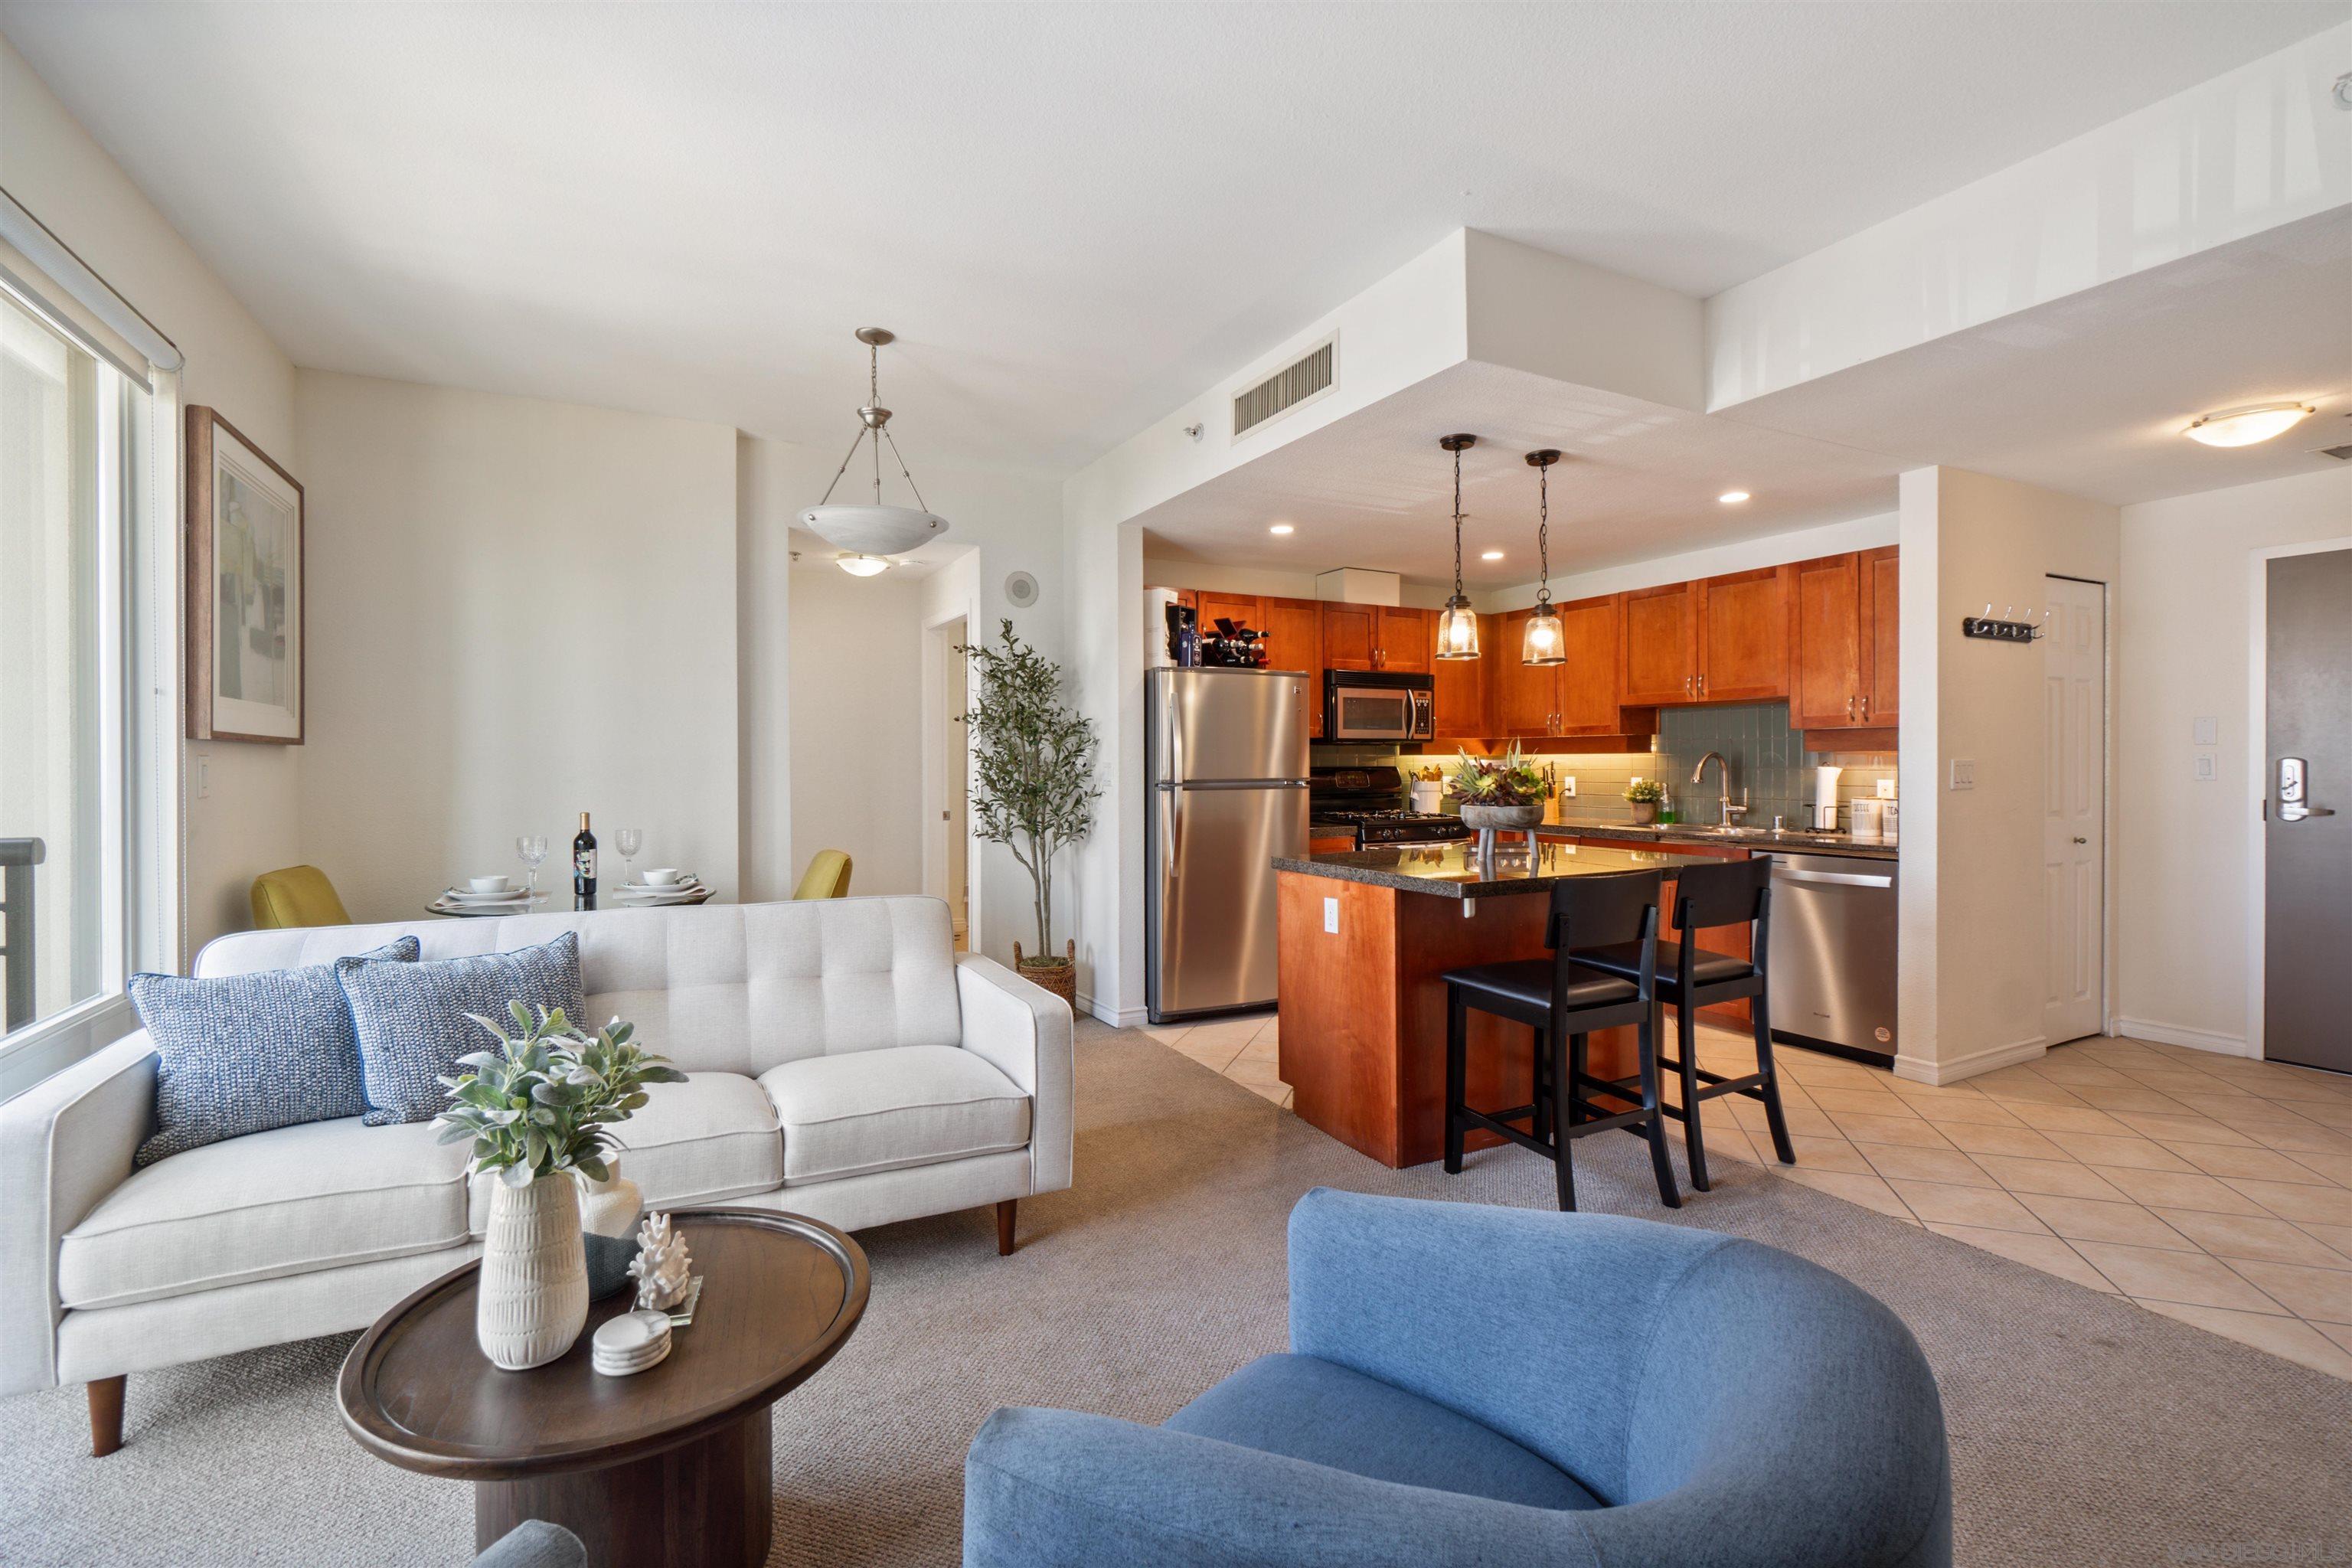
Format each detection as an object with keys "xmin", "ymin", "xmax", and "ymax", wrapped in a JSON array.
[{"xmin": 1140, "ymin": 1010, "xmax": 2352, "ymax": 1381}]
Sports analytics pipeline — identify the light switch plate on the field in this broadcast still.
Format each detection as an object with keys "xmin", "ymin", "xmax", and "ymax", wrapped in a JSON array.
[
  {"xmin": 2194, "ymin": 752, "xmax": 2217, "ymax": 782},
  {"xmin": 1950, "ymin": 759, "xmax": 1975, "ymax": 792},
  {"xmin": 1324, "ymin": 897, "xmax": 1339, "ymax": 934},
  {"xmin": 2192, "ymin": 717, "xmax": 2218, "ymax": 746},
  {"xmin": 194, "ymin": 752, "xmax": 211, "ymax": 799}
]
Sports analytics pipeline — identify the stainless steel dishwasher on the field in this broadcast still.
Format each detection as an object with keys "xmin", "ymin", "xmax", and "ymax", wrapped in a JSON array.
[{"xmin": 1766, "ymin": 851, "xmax": 1899, "ymax": 1064}]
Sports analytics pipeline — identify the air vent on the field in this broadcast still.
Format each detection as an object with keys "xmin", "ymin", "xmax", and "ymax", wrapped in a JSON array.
[
  {"xmin": 1233, "ymin": 337, "xmax": 1334, "ymax": 439},
  {"xmin": 2318, "ymin": 444, "xmax": 2352, "ymax": 462}
]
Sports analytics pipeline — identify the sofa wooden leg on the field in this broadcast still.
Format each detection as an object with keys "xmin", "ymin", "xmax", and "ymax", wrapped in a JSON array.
[
  {"xmin": 88, "ymin": 1376, "xmax": 125, "ymax": 1457},
  {"xmin": 995, "ymin": 1199, "xmax": 1018, "ymax": 1256}
]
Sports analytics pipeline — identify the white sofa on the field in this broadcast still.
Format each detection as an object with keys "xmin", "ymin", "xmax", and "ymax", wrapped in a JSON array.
[{"xmin": 0, "ymin": 895, "xmax": 1073, "ymax": 1453}]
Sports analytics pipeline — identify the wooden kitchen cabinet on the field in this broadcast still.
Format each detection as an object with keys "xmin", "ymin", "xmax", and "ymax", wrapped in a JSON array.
[
  {"xmin": 1619, "ymin": 581, "xmax": 1697, "ymax": 705},
  {"xmin": 1429, "ymin": 613, "xmax": 1487, "ymax": 740},
  {"xmin": 1791, "ymin": 550, "xmax": 1903, "ymax": 732},
  {"xmin": 1695, "ymin": 566, "xmax": 1791, "ymax": 701},
  {"xmin": 1375, "ymin": 606, "xmax": 1431, "ymax": 672},
  {"xmin": 1488, "ymin": 596, "xmax": 1620, "ymax": 738},
  {"xmin": 1320, "ymin": 602, "xmax": 1377, "ymax": 670},
  {"xmin": 1196, "ymin": 592, "xmax": 1263, "ymax": 634},
  {"xmin": 1259, "ymin": 596, "xmax": 1325, "ymax": 737},
  {"xmin": 1489, "ymin": 609, "xmax": 1555, "ymax": 737},
  {"xmin": 1861, "ymin": 546, "xmax": 1899, "ymax": 726}
]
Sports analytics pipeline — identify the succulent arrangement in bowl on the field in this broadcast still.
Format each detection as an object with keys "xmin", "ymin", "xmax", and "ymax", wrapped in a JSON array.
[{"xmin": 1449, "ymin": 745, "xmax": 1551, "ymax": 828}]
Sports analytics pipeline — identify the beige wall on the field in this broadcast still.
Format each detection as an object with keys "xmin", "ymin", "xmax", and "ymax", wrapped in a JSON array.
[
  {"xmin": 1897, "ymin": 466, "xmax": 2121, "ymax": 1083},
  {"xmin": 2114, "ymin": 469, "xmax": 2352, "ymax": 1054},
  {"xmin": 293, "ymin": 371, "xmax": 738, "ymax": 920},
  {"xmin": 786, "ymin": 564, "xmax": 926, "ymax": 897},
  {"xmin": 2, "ymin": 35, "xmax": 301, "ymax": 960}
]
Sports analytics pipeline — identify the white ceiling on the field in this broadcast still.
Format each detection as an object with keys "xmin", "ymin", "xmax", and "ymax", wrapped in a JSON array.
[
  {"xmin": 5, "ymin": 1, "xmax": 2340, "ymax": 472},
  {"xmin": 1136, "ymin": 360, "xmax": 1900, "ymax": 588}
]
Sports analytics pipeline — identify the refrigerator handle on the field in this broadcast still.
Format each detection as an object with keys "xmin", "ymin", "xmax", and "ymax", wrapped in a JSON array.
[{"xmin": 1161, "ymin": 788, "xmax": 1179, "ymax": 880}]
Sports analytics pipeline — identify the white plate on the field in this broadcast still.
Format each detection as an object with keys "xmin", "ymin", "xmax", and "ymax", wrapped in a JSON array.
[
  {"xmin": 443, "ymin": 887, "xmax": 533, "ymax": 904},
  {"xmin": 619, "ymin": 885, "xmax": 707, "ymax": 901}
]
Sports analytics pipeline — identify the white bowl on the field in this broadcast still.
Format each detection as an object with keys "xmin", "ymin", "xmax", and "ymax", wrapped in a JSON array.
[
  {"xmin": 643, "ymin": 868, "xmax": 682, "ymax": 887},
  {"xmin": 467, "ymin": 876, "xmax": 511, "ymax": 895}
]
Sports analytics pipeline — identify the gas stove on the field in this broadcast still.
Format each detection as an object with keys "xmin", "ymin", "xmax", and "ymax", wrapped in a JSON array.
[{"xmin": 1310, "ymin": 806, "xmax": 1473, "ymax": 847}]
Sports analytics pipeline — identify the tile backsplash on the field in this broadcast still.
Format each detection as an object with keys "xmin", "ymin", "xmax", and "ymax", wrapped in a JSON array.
[
  {"xmin": 1330, "ymin": 745, "xmax": 1664, "ymax": 825},
  {"xmin": 1653, "ymin": 702, "xmax": 1895, "ymax": 828}
]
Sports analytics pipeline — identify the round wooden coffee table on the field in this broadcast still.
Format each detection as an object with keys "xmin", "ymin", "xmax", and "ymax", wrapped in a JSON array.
[{"xmin": 338, "ymin": 1208, "xmax": 868, "ymax": 1568}]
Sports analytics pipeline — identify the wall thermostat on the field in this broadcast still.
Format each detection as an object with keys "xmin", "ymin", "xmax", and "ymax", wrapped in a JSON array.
[{"xmin": 1004, "ymin": 571, "xmax": 1038, "ymax": 609}]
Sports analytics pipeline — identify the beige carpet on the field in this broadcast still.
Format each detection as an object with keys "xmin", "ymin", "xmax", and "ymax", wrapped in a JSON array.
[{"xmin": 5, "ymin": 1024, "xmax": 2350, "ymax": 1567}]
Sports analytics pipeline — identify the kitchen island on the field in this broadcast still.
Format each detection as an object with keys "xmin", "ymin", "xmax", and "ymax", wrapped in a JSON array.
[{"xmin": 1272, "ymin": 841, "xmax": 1714, "ymax": 1168}]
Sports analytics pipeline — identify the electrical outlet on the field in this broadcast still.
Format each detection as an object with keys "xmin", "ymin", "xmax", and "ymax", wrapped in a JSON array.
[
  {"xmin": 1560, "ymin": 776, "xmax": 1576, "ymax": 798},
  {"xmin": 1324, "ymin": 897, "xmax": 1339, "ymax": 935},
  {"xmin": 1949, "ymin": 759, "xmax": 1975, "ymax": 792},
  {"xmin": 2194, "ymin": 752, "xmax": 2216, "ymax": 782},
  {"xmin": 1876, "ymin": 778, "xmax": 1896, "ymax": 799}
]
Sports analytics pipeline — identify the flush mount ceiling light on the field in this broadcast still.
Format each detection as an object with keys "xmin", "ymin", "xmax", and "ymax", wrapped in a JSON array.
[
  {"xmin": 835, "ymin": 554, "xmax": 891, "ymax": 577},
  {"xmin": 1481, "ymin": 549, "xmax": 1504, "ymax": 561},
  {"xmin": 2183, "ymin": 402, "xmax": 2315, "ymax": 447},
  {"xmin": 1521, "ymin": 449, "xmax": 1566, "ymax": 667},
  {"xmin": 1269, "ymin": 523, "xmax": 1295, "ymax": 535},
  {"xmin": 1435, "ymin": 434, "xmax": 1481, "ymax": 661},
  {"xmin": 1718, "ymin": 490, "xmax": 1751, "ymax": 505},
  {"xmin": 800, "ymin": 328, "xmax": 950, "ymax": 557}
]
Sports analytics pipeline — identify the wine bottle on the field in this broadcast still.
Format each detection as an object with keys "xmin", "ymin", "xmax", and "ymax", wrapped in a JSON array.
[{"xmin": 573, "ymin": 812, "xmax": 598, "ymax": 910}]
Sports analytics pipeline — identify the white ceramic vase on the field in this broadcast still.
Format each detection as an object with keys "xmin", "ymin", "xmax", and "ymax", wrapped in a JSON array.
[
  {"xmin": 576, "ymin": 1159, "xmax": 645, "ymax": 1240},
  {"xmin": 477, "ymin": 1174, "xmax": 590, "ymax": 1370}
]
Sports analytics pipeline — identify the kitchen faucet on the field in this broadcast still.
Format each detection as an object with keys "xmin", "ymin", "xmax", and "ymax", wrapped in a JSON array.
[{"xmin": 1692, "ymin": 751, "xmax": 1746, "ymax": 828}]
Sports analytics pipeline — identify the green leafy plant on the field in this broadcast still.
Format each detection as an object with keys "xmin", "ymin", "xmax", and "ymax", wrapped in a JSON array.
[
  {"xmin": 1623, "ymin": 779, "xmax": 1666, "ymax": 804},
  {"xmin": 961, "ymin": 619, "xmax": 1100, "ymax": 960},
  {"xmin": 433, "ymin": 1001, "xmax": 685, "ymax": 1187},
  {"xmin": 1448, "ymin": 743, "xmax": 1550, "ymax": 807}
]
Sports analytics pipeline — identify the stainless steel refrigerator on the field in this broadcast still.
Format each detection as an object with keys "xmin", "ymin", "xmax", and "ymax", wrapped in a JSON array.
[{"xmin": 1146, "ymin": 667, "xmax": 1311, "ymax": 1024}]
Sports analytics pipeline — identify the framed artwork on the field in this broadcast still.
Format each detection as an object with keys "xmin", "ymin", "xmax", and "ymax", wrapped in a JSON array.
[{"xmin": 186, "ymin": 406, "xmax": 304, "ymax": 743}]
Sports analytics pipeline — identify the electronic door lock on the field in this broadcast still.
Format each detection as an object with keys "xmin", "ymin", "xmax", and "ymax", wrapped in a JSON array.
[{"xmin": 2277, "ymin": 756, "xmax": 2336, "ymax": 822}]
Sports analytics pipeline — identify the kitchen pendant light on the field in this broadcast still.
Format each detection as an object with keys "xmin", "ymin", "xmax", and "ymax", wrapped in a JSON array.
[
  {"xmin": 1434, "ymin": 433, "xmax": 1480, "ymax": 660},
  {"xmin": 1521, "ymin": 449, "xmax": 1566, "ymax": 666},
  {"xmin": 799, "ymin": 328, "xmax": 950, "ymax": 560}
]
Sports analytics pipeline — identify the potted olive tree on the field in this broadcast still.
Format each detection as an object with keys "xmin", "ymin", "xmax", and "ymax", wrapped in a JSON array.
[
  {"xmin": 962, "ymin": 619, "xmax": 1099, "ymax": 1008},
  {"xmin": 435, "ymin": 1004, "xmax": 684, "ymax": 1369}
]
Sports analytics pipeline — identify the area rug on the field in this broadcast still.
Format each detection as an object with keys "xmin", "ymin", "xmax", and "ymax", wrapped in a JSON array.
[{"xmin": 5, "ymin": 1024, "xmax": 2349, "ymax": 1567}]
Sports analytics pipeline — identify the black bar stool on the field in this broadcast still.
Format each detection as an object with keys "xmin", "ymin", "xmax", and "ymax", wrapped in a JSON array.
[
  {"xmin": 1439, "ymin": 871, "xmax": 1681, "ymax": 1211},
  {"xmin": 1570, "ymin": 857, "xmax": 1795, "ymax": 1191}
]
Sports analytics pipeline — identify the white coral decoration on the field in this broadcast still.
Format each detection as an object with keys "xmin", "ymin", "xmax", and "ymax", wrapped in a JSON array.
[{"xmin": 628, "ymin": 1212, "xmax": 692, "ymax": 1311}]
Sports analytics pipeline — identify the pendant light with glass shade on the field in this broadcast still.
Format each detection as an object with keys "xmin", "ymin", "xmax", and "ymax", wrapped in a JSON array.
[
  {"xmin": 1434, "ymin": 433, "xmax": 1480, "ymax": 660},
  {"xmin": 1521, "ymin": 449, "xmax": 1566, "ymax": 665},
  {"xmin": 799, "ymin": 328, "xmax": 951, "ymax": 575}
]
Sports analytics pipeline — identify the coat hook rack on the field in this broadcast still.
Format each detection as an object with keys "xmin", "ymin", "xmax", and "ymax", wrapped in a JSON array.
[{"xmin": 1962, "ymin": 601, "xmax": 2047, "ymax": 642}]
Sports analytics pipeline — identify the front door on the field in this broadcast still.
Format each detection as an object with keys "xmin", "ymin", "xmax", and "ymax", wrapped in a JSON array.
[
  {"xmin": 2042, "ymin": 576, "xmax": 2105, "ymax": 1046},
  {"xmin": 2265, "ymin": 548, "xmax": 2352, "ymax": 1073}
]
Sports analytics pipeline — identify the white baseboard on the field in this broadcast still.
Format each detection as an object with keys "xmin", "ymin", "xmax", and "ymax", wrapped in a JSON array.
[
  {"xmin": 1893, "ymin": 1035, "xmax": 2047, "ymax": 1086},
  {"xmin": 2111, "ymin": 1018, "xmax": 2256, "ymax": 1058},
  {"xmin": 1076, "ymin": 991, "xmax": 1146, "ymax": 1030}
]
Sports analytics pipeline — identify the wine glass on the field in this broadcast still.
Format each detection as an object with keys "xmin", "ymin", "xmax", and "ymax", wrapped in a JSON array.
[
  {"xmin": 616, "ymin": 828, "xmax": 643, "ymax": 888},
  {"xmin": 516, "ymin": 835, "xmax": 548, "ymax": 897}
]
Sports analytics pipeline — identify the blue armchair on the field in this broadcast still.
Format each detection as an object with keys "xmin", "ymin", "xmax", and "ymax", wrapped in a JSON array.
[{"xmin": 965, "ymin": 1188, "xmax": 1951, "ymax": 1567}]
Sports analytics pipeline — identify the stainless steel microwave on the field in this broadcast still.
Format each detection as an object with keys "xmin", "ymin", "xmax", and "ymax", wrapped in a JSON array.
[{"xmin": 1325, "ymin": 670, "xmax": 1435, "ymax": 742}]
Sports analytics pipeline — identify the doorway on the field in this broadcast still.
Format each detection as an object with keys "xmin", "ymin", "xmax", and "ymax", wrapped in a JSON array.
[
  {"xmin": 2042, "ymin": 574, "xmax": 2106, "ymax": 1047},
  {"xmin": 2261, "ymin": 547, "xmax": 2350, "ymax": 1073},
  {"xmin": 930, "ymin": 616, "xmax": 971, "ymax": 950}
]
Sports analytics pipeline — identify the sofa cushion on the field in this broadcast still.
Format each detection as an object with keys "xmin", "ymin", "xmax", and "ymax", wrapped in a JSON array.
[
  {"xmin": 339, "ymin": 932, "xmax": 585, "ymax": 1125},
  {"xmin": 1165, "ymin": 1353, "xmax": 1604, "ymax": 1511},
  {"xmin": 127, "ymin": 937, "xmax": 420, "ymax": 1166},
  {"xmin": 465, "ymin": 1073, "xmax": 783, "ymax": 1233},
  {"xmin": 759, "ymin": 1045, "xmax": 1029, "ymax": 1185},
  {"xmin": 58, "ymin": 1117, "xmax": 469, "ymax": 1311}
]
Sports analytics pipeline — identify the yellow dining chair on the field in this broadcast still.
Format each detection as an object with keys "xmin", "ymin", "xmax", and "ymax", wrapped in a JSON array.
[
  {"xmin": 249, "ymin": 865, "xmax": 353, "ymax": 929},
  {"xmin": 792, "ymin": 850, "xmax": 853, "ymax": 900}
]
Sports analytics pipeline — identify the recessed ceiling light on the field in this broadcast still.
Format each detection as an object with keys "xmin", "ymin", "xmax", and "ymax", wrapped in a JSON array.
[
  {"xmin": 2183, "ymin": 402, "xmax": 2314, "ymax": 447},
  {"xmin": 1269, "ymin": 523, "xmax": 1295, "ymax": 535},
  {"xmin": 1480, "ymin": 550, "xmax": 1504, "ymax": 560},
  {"xmin": 1718, "ymin": 490, "xmax": 1750, "ymax": 505},
  {"xmin": 835, "ymin": 553, "xmax": 891, "ymax": 577}
]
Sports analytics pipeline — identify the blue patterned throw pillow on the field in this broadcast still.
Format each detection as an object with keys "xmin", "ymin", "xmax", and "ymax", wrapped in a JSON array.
[
  {"xmin": 129, "ymin": 937, "xmax": 422, "ymax": 1168},
  {"xmin": 338, "ymin": 932, "xmax": 586, "ymax": 1126}
]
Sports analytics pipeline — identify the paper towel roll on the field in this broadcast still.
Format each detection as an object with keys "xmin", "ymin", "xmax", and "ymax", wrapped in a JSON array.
[{"xmin": 1813, "ymin": 766, "xmax": 1844, "ymax": 831}]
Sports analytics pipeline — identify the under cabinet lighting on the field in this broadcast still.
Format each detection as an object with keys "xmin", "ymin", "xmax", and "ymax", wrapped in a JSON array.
[{"xmin": 2183, "ymin": 403, "xmax": 2314, "ymax": 447}]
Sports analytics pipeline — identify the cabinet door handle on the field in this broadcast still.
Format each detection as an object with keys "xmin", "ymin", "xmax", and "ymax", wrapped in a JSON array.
[
  {"xmin": 1860, "ymin": 695, "xmax": 1870, "ymax": 721},
  {"xmin": 1697, "ymin": 673, "xmax": 1706, "ymax": 697},
  {"xmin": 1847, "ymin": 694, "xmax": 1856, "ymax": 720}
]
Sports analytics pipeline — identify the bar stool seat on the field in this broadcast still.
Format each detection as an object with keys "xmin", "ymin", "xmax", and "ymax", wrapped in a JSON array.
[
  {"xmin": 1575, "ymin": 941, "xmax": 1753, "ymax": 988},
  {"xmin": 1441, "ymin": 962, "xmax": 1638, "ymax": 1022}
]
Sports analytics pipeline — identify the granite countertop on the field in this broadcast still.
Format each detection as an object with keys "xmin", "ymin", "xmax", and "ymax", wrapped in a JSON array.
[
  {"xmin": 1537, "ymin": 820, "xmax": 1900, "ymax": 862},
  {"xmin": 1272, "ymin": 841, "xmax": 1721, "ymax": 898}
]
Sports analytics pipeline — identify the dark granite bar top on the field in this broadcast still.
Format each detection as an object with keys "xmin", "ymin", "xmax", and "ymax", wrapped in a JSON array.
[
  {"xmin": 1537, "ymin": 820, "xmax": 1900, "ymax": 862},
  {"xmin": 1273, "ymin": 841, "xmax": 1721, "ymax": 898}
]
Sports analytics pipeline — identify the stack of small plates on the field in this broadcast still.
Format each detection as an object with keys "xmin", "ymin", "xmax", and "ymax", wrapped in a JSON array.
[
  {"xmin": 591, "ymin": 1308, "xmax": 674, "ymax": 1377},
  {"xmin": 616, "ymin": 875, "xmax": 710, "ymax": 906},
  {"xmin": 436, "ymin": 884, "xmax": 536, "ymax": 912}
]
